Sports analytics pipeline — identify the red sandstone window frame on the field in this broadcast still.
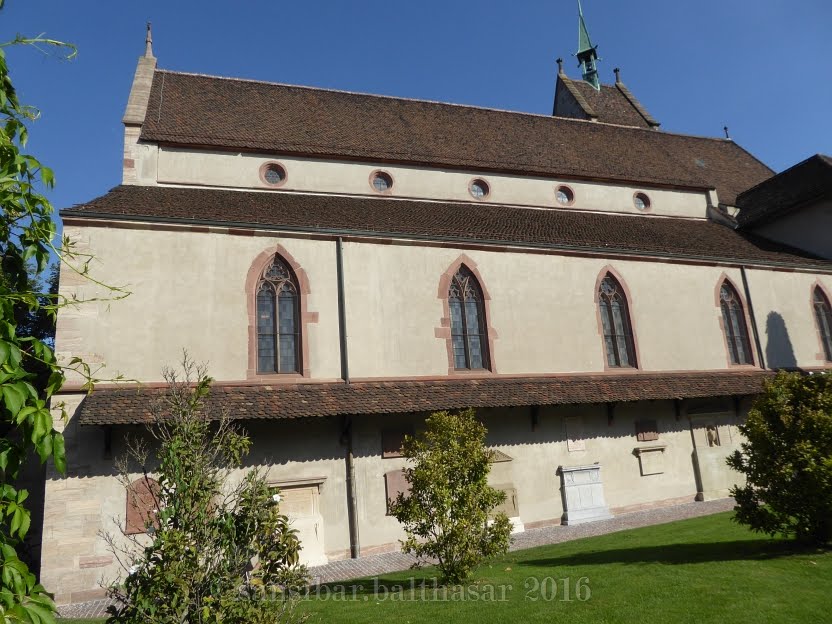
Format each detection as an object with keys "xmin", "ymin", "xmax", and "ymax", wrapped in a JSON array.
[
  {"xmin": 255, "ymin": 256, "xmax": 302, "ymax": 375},
  {"xmin": 715, "ymin": 275, "xmax": 756, "ymax": 368},
  {"xmin": 812, "ymin": 281, "xmax": 832, "ymax": 363},
  {"xmin": 245, "ymin": 244, "xmax": 318, "ymax": 380},
  {"xmin": 436, "ymin": 255, "xmax": 497, "ymax": 376},
  {"xmin": 259, "ymin": 161, "xmax": 288, "ymax": 188},
  {"xmin": 368, "ymin": 169, "xmax": 394, "ymax": 195},
  {"xmin": 594, "ymin": 267, "xmax": 640, "ymax": 370}
]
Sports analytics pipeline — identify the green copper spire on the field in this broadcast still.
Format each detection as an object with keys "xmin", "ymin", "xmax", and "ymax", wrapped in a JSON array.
[{"xmin": 576, "ymin": 0, "xmax": 600, "ymax": 90}]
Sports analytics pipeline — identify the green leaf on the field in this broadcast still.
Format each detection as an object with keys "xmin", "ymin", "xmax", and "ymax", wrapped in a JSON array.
[
  {"xmin": 1, "ymin": 383, "xmax": 25, "ymax": 416},
  {"xmin": 39, "ymin": 165, "xmax": 54, "ymax": 187},
  {"xmin": 51, "ymin": 433, "xmax": 65, "ymax": 475},
  {"xmin": 15, "ymin": 405, "xmax": 36, "ymax": 422},
  {"xmin": 35, "ymin": 434, "xmax": 52, "ymax": 464},
  {"xmin": 21, "ymin": 601, "xmax": 56, "ymax": 624},
  {"xmin": 32, "ymin": 409, "xmax": 52, "ymax": 441},
  {"xmin": 17, "ymin": 507, "xmax": 31, "ymax": 540},
  {"xmin": 9, "ymin": 505, "xmax": 21, "ymax": 536}
]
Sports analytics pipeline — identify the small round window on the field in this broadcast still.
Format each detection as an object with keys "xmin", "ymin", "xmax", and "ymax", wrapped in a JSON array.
[
  {"xmin": 469, "ymin": 178, "xmax": 490, "ymax": 199},
  {"xmin": 556, "ymin": 185, "xmax": 575, "ymax": 206},
  {"xmin": 633, "ymin": 192, "xmax": 651, "ymax": 211},
  {"xmin": 370, "ymin": 171, "xmax": 393, "ymax": 193},
  {"xmin": 261, "ymin": 162, "xmax": 287, "ymax": 187}
]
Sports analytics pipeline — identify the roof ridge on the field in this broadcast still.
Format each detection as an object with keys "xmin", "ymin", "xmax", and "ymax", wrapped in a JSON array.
[
  {"xmin": 153, "ymin": 68, "xmax": 738, "ymax": 145},
  {"xmin": 614, "ymin": 81, "xmax": 660, "ymax": 128}
]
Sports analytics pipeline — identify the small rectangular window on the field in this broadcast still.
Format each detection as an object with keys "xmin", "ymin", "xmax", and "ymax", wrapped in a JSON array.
[
  {"xmin": 381, "ymin": 427, "xmax": 414, "ymax": 458},
  {"xmin": 635, "ymin": 420, "xmax": 659, "ymax": 442}
]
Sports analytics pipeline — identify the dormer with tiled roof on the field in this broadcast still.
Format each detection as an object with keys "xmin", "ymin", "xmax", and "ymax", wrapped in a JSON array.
[{"xmin": 553, "ymin": 66, "xmax": 660, "ymax": 129}]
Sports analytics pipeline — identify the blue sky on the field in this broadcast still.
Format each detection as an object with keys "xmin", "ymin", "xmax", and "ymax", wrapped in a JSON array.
[{"xmin": 2, "ymin": 0, "xmax": 831, "ymax": 216}]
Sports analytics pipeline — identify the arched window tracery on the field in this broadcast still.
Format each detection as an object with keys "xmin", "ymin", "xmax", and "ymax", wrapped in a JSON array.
[
  {"xmin": 256, "ymin": 255, "xmax": 301, "ymax": 374},
  {"xmin": 720, "ymin": 281, "xmax": 753, "ymax": 365},
  {"xmin": 449, "ymin": 266, "xmax": 490, "ymax": 370},
  {"xmin": 813, "ymin": 286, "xmax": 832, "ymax": 361},
  {"xmin": 598, "ymin": 274, "xmax": 637, "ymax": 368}
]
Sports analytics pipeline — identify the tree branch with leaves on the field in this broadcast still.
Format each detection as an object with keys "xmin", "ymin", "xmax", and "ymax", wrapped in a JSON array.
[
  {"xmin": 104, "ymin": 355, "xmax": 309, "ymax": 624},
  {"xmin": 389, "ymin": 409, "xmax": 512, "ymax": 585},
  {"xmin": 0, "ymin": 14, "xmax": 130, "ymax": 623}
]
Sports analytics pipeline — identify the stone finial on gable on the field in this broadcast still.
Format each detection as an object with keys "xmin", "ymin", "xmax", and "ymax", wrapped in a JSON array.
[
  {"xmin": 145, "ymin": 22, "xmax": 154, "ymax": 59},
  {"xmin": 123, "ymin": 24, "xmax": 157, "ymax": 126},
  {"xmin": 122, "ymin": 23, "xmax": 159, "ymax": 184}
]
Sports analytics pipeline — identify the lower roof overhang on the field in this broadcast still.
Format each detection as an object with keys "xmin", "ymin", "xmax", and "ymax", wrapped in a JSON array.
[{"xmin": 76, "ymin": 370, "xmax": 775, "ymax": 426}]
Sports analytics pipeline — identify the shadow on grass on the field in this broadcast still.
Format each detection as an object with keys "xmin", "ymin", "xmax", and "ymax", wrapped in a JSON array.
[{"xmin": 519, "ymin": 539, "xmax": 822, "ymax": 568}]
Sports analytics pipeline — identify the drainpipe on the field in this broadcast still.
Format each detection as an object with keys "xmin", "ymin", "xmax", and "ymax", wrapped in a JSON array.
[
  {"xmin": 341, "ymin": 416, "xmax": 360, "ymax": 559},
  {"xmin": 336, "ymin": 238, "xmax": 360, "ymax": 558},
  {"xmin": 740, "ymin": 266, "xmax": 766, "ymax": 369},
  {"xmin": 336, "ymin": 237, "xmax": 350, "ymax": 384}
]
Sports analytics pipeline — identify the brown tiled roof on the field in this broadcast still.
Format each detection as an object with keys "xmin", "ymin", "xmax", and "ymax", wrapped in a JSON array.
[
  {"xmin": 139, "ymin": 70, "xmax": 770, "ymax": 205},
  {"xmin": 556, "ymin": 74, "xmax": 659, "ymax": 129},
  {"xmin": 737, "ymin": 154, "xmax": 832, "ymax": 228},
  {"xmin": 76, "ymin": 370, "xmax": 773, "ymax": 426},
  {"xmin": 62, "ymin": 185, "xmax": 832, "ymax": 270}
]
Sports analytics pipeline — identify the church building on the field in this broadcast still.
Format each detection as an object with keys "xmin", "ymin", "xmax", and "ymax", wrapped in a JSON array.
[{"xmin": 41, "ymin": 9, "xmax": 832, "ymax": 605}]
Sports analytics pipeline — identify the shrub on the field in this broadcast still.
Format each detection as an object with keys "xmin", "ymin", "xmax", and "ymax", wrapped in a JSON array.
[
  {"xmin": 728, "ymin": 371, "xmax": 832, "ymax": 545},
  {"xmin": 389, "ymin": 409, "xmax": 512, "ymax": 584},
  {"xmin": 105, "ymin": 357, "xmax": 309, "ymax": 623}
]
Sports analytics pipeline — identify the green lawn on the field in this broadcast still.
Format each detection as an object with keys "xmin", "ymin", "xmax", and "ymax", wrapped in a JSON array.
[
  {"xmin": 301, "ymin": 512, "xmax": 831, "ymax": 624},
  {"xmin": 59, "ymin": 511, "xmax": 832, "ymax": 624}
]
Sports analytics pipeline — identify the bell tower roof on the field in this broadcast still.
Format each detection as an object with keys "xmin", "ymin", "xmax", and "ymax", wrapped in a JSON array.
[
  {"xmin": 576, "ymin": 0, "xmax": 600, "ymax": 90},
  {"xmin": 577, "ymin": 0, "xmax": 594, "ymax": 55}
]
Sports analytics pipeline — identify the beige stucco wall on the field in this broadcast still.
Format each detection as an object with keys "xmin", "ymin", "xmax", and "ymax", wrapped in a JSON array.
[
  {"xmin": 341, "ymin": 242, "xmax": 820, "ymax": 378},
  {"xmin": 751, "ymin": 200, "xmax": 832, "ymax": 261},
  {"xmin": 56, "ymin": 224, "xmax": 832, "ymax": 385},
  {"xmin": 146, "ymin": 147, "xmax": 710, "ymax": 219},
  {"xmin": 56, "ymin": 226, "xmax": 343, "ymax": 383},
  {"xmin": 744, "ymin": 268, "xmax": 832, "ymax": 368}
]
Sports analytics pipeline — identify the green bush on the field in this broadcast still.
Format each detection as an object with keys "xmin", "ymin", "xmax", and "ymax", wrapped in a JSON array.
[
  {"xmin": 106, "ymin": 358, "xmax": 308, "ymax": 624},
  {"xmin": 728, "ymin": 371, "xmax": 832, "ymax": 545},
  {"xmin": 389, "ymin": 409, "xmax": 512, "ymax": 584}
]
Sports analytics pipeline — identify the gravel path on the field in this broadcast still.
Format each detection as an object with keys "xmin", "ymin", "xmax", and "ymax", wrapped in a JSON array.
[{"xmin": 58, "ymin": 498, "xmax": 734, "ymax": 619}]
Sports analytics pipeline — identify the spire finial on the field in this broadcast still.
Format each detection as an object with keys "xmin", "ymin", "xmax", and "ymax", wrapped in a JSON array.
[
  {"xmin": 145, "ymin": 22, "xmax": 154, "ymax": 58},
  {"xmin": 614, "ymin": 67, "xmax": 621, "ymax": 83},
  {"xmin": 724, "ymin": 125, "xmax": 730, "ymax": 139},
  {"xmin": 556, "ymin": 58, "xmax": 564, "ymax": 74}
]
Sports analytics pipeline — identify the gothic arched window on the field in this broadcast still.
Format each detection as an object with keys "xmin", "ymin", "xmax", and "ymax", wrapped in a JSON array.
[
  {"xmin": 814, "ymin": 286, "xmax": 832, "ymax": 361},
  {"xmin": 256, "ymin": 255, "xmax": 300, "ymax": 374},
  {"xmin": 449, "ymin": 266, "xmax": 490, "ymax": 370},
  {"xmin": 720, "ymin": 281, "xmax": 753, "ymax": 365},
  {"xmin": 598, "ymin": 274, "xmax": 637, "ymax": 368}
]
